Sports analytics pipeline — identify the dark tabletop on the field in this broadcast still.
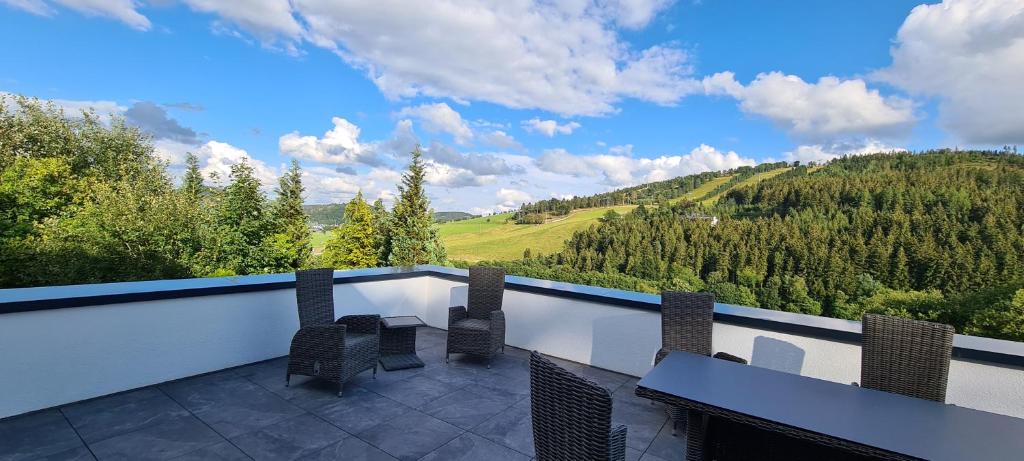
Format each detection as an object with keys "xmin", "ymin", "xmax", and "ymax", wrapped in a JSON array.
[
  {"xmin": 637, "ymin": 351, "xmax": 1024, "ymax": 461},
  {"xmin": 381, "ymin": 315, "xmax": 426, "ymax": 328}
]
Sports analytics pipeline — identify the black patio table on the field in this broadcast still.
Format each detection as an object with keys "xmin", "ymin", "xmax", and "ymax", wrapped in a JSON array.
[
  {"xmin": 636, "ymin": 351, "xmax": 1024, "ymax": 461},
  {"xmin": 378, "ymin": 315, "xmax": 427, "ymax": 371}
]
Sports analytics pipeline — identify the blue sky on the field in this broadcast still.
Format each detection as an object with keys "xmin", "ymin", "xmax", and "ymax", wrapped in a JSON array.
[{"xmin": 2, "ymin": 0, "xmax": 1021, "ymax": 213}]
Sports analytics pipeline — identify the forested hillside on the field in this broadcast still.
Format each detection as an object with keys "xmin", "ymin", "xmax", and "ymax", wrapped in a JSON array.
[{"xmin": 470, "ymin": 151, "xmax": 1024, "ymax": 341}]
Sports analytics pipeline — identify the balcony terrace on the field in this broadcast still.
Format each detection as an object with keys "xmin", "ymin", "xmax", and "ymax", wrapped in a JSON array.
[{"xmin": 2, "ymin": 266, "xmax": 1023, "ymax": 460}]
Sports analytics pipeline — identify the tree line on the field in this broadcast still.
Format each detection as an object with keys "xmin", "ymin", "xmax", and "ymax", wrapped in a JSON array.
[
  {"xmin": 0, "ymin": 96, "xmax": 444, "ymax": 287},
  {"xmin": 471, "ymin": 151, "xmax": 1024, "ymax": 341}
]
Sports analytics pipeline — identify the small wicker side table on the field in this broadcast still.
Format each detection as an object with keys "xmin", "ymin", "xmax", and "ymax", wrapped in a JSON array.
[{"xmin": 379, "ymin": 316, "xmax": 427, "ymax": 371}]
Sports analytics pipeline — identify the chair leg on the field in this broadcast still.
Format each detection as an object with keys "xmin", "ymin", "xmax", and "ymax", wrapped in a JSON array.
[
  {"xmin": 373, "ymin": 364, "xmax": 377, "ymax": 379},
  {"xmin": 337, "ymin": 383, "xmax": 344, "ymax": 398},
  {"xmin": 445, "ymin": 352, "xmax": 450, "ymax": 364},
  {"xmin": 285, "ymin": 373, "xmax": 290, "ymax": 387}
]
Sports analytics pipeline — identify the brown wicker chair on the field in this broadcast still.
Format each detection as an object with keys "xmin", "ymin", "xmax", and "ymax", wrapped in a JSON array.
[
  {"xmin": 530, "ymin": 352, "xmax": 627, "ymax": 461},
  {"xmin": 446, "ymin": 267, "xmax": 506, "ymax": 367},
  {"xmin": 653, "ymin": 292, "xmax": 747, "ymax": 435},
  {"xmin": 286, "ymin": 268, "xmax": 380, "ymax": 397},
  {"xmin": 861, "ymin": 313, "xmax": 954, "ymax": 402}
]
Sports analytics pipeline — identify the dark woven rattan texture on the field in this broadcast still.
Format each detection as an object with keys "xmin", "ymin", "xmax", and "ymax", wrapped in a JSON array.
[
  {"xmin": 447, "ymin": 267, "xmax": 507, "ymax": 362},
  {"xmin": 530, "ymin": 352, "xmax": 626, "ymax": 461},
  {"xmin": 287, "ymin": 269, "xmax": 380, "ymax": 395},
  {"xmin": 861, "ymin": 313, "xmax": 954, "ymax": 403}
]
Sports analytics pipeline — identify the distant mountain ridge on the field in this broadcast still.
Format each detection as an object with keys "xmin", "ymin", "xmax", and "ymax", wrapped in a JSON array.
[{"xmin": 303, "ymin": 204, "xmax": 474, "ymax": 228}]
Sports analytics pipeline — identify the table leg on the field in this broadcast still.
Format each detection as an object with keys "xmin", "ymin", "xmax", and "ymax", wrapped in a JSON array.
[{"xmin": 685, "ymin": 409, "xmax": 708, "ymax": 461}]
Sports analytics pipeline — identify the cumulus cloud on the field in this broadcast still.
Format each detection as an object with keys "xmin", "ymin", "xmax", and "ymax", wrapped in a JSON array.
[
  {"xmin": 496, "ymin": 188, "xmax": 532, "ymax": 208},
  {"xmin": 875, "ymin": 0, "xmax": 1024, "ymax": 144},
  {"xmin": 278, "ymin": 116, "xmax": 380, "ymax": 166},
  {"xmin": 479, "ymin": 130, "xmax": 521, "ymax": 150},
  {"xmin": 422, "ymin": 159, "xmax": 495, "ymax": 188},
  {"xmin": 269, "ymin": 1, "xmax": 698, "ymax": 115},
  {"xmin": 124, "ymin": 101, "xmax": 200, "ymax": 144},
  {"xmin": 704, "ymin": 71, "xmax": 916, "ymax": 143},
  {"xmin": 422, "ymin": 141, "xmax": 524, "ymax": 176},
  {"xmin": 4, "ymin": 0, "xmax": 151, "ymax": 30},
  {"xmin": 785, "ymin": 140, "xmax": 907, "ymax": 164},
  {"xmin": 397, "ymin": 102, "xmax": 474, "ymax": 145},
  {"xmin": 194, "ymin": 140, "xmax": 278, "ymax": 187},
  {"xmin": 522, "ymin": 118, "xmax": 582, "ymax": 137},
  {"xmin": 535, "ymin": 144, "xmax": 755, "ymax": 186}
]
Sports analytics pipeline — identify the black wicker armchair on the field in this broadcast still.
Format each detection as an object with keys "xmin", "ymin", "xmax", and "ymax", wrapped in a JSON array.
[
  {"xmin": 446, "ymin": 267, "xmax": 506, "ymax": 367},
  {"xmin": 530, "ymin": 352, "xmax": 627, "ymax": 461},
  {"xmin": 861, "ymin": 313, "xmax": 954, "ymax": 402},
  {"xmin": 286, "ymin": 268, "xmax": 380, "ymax": 397},
  {"xmin": 653, "ymin": 291, "xmax": 747, "ymax": 435}
]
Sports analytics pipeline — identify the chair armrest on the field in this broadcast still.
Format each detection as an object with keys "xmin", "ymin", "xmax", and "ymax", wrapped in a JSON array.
[
  {"xmin": 449, "ymin": 306, "xmax": 467, "ymax": 326},
  {"xmin": 336, "ymin": 314, "xmax": 380, "ymax": 335},
  {"xmin": 609, "ymin": 424, "xmax": 628, "ymax": 461},
  {"xmin": 289, "ymin": 324, "xmax": 347, "ymax": 359},
  {"xmin": 489, "ymin": 309, "xmax": 505, "ymax": 325},
  {"xmin": 713, "ymin": 351, "xmax": 748, "ymax": 364}
]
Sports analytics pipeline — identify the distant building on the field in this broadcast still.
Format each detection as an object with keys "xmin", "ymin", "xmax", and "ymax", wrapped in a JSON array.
[{"xmin": 684, "ymin": 213, "xmax": 719, "ymax": 226}]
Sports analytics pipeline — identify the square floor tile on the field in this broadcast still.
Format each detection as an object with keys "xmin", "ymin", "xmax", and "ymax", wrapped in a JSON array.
[
  {"xmin": 162, "ymin": 377, "xmax": 303, "ymax": 438},
  {"xmin": 230, "ymin": 414, "xmax": 346, "ymax": 461},
  {"xmin": 87, "ymin": 415, "xmax": 223, "ymax": 461},
  {"xmin": 303, "ymin": 437, "xmax": 397, "ymax": 461},
  {"xmin": 367, "ymin": 375, "xmax": 459, "ymax": 409},
  {"xmin": 312, "ymin": 387, "xmax": 411, "ymax": 435},
  {"xmin": 642, "ymin": 420, "xmax": 686, "ymax": 461},
  {"xmin": 420, "ymin": 388, "xmax": 516, "ymax": 430},
  {"xmin": 0, "ymin": 410, "xmax": 86, "ymax": 461},
  {"xmin": 357, "ymin": 410, "xmax": 462, "ymax": 461},
  {"xmin": 470, "ymin": 400, "xmax": 535, "ymax": 458},
  {"xmin": 62, "ymin": 388, "xmax": 189, "ymax": 443},
  {"xmin": 612, "ymin": 398, "xmax": 669, "ymax": 450},
  {"xmin": 420, "ymin": 432, "xmax": 530, "ymax": 461},
  {"xmin": 169, "ymin": 441, "xmax": 248, "ymax": 460}
]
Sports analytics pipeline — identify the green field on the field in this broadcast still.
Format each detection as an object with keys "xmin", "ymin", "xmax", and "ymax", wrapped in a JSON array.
[
  {"xmin": 667, "ymin": 175, "xmax": 735, "ymax": 204},
  {"xmin": 700, "ymin": 167, "xmax": 793, "ymax": 206},
  {"xmin": 439, "ymin": 206, "xmax": 635, "ymax": 262}
]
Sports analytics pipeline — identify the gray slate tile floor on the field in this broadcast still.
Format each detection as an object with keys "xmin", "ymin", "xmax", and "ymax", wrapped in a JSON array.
[{"xmin": 0, "ymin": 328, "xmax": 686, "ymax": 461}]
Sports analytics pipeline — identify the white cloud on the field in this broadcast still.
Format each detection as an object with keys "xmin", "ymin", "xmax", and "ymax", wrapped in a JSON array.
[
  {"xmin": 294, "ymin": 0, "xmax": 698, "ymax": 115},
  {"xmin": 183, "ymin": 0, "xmax": 302, "ymax": 47},
  {"xmin": 5, "ymin": 0, "xmax": 151, "ymax": 29},
  {"xmin": 422, "ymin": 159, "xmax": 495, "ymax": 188},
  {"xmin": 535, "ymin": 144, "xmax": 755, "ymax": 186},
  {"xmin": 875, "ymin": 0, "xmax": 1024, "ymax": 144},
  {"xmin": 479, "ymin": 130, "xmax": 521, "ymax": 149},
  {"xmin": 278, "ymin": 117, "xmax": 380, "ymax": 166},
  {"xmin": 301, "ymin": 165, "xmax": 402, "ymax": 204},
  {"xmin": 496, "ymin": 188, "xmax": 532, "ymax": 208},
  {"xmin": 522, "ymin": 118, "xmax": 582, "ymax": 137},
  {"xmin": 704, "ymin": 71, "xmax": 916, "ymax": 143},
  {"xmin": 195, "ymin": 140, "xmax": 278, "ymax": 187},
  {"xmin": 785, "ymin": 140, "xmax": 906, "ymax": 164},
  {"xmin": 603, "ymin": 0, "xmax": 675, "ymax": 29},
  {"xmin": 422, "ymin": 141, "xmax": 523, "ymax": 176},
  {"xmin": 397, "ymin": 103, "xmax": 474, "ymax": 145}
]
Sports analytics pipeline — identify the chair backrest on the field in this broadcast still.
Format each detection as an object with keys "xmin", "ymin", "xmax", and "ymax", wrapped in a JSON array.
[
  {"xmin": 660, "ymin": 291, "xmax": 715, "ymax": 357},
  {"xmin": 295, "ymin": 268, "xmax": 335, "ymax": 328},
  {"xmin": 530, "ymin": 352, "xmax": 614, "ymax": 461},
  {"xmin": 861, "ymin": 314, "xmax": 954, "ymax": 402},
  {"xmin": 467, "ymin": 267, "xmax": 505, "ymax": 320}
]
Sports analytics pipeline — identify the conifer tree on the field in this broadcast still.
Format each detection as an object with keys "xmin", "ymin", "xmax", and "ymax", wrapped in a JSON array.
[
  {"xmin": 323, "ymin": 191, "xmax": 378, "ymax": 268},
  {"xmin": 181, "ymin": 152, "xmax": 205, "ymax": 200},
  {"xmin": 371, "ymin": 198, "xmax": 392, "ymax": 264},
  {"xmin": 270, "ymin": 160, "xmax": 311, "ymax": 270},
  {"xmin": 206, "ymin": 159, "xmax": 275, "ymax": 275},
  {"xmin": 388, "ymin": 147, "xmax": 447, "ymax": 266}
]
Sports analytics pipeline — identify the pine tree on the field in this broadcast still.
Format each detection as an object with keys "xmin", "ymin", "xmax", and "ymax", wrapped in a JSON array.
[
  {"xmin": 323, "ymin": 191, "xmax": 378, "ymax": 268},
  {"xmin": 270, "ymin": 160, "xmax": 311, "ymax": 270},
  {"xmin": 181, "ymin": 152, "xmax": 205, "ymax": 200},
  {"xmin": 371, "ymin": 198, "xmax": 392, "ymax": 264},
  {"xmin": 387, "ymin": 147, "xmax": 447, "ymax": 266}
]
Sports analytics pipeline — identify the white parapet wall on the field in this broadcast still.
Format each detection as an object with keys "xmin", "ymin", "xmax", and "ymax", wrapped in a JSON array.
[
  {"xmin": 1, "ymin": 266, "xmax": 1023, "ymax": 421},
  {"xmin": 0, "ymin": 275, "xmax": 429, "ymax": 419}
]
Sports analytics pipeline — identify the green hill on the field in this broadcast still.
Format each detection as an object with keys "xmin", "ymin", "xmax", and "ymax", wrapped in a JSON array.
[{"xmin": 439, "ymin": 206, "xmax": 635, "ymax": 262}]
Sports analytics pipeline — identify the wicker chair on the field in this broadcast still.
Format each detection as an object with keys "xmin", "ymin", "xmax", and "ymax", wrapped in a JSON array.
[
  {"xmin": 530, "ymin": 352, "xmax": 627, "ymax": 461},
  {"xmin": 446, "ymin": 267, "xmax": 506, "ymax": 367},
  {"xmin": 653, "ymin": 291, "xmax": 747, "ymax": 435},
  {"xmin": 861, "ymin": 313, "xmax": 954, "ymax": 402},
  {"xmin": 286, "ymin": 268, "xmax": 380, "ymax": 397}
]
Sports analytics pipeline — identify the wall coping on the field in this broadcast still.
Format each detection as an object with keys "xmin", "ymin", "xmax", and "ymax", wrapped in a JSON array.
[{"xmin": 2, "ymin": 265, "xmax": 1022, "ymax": 367}]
